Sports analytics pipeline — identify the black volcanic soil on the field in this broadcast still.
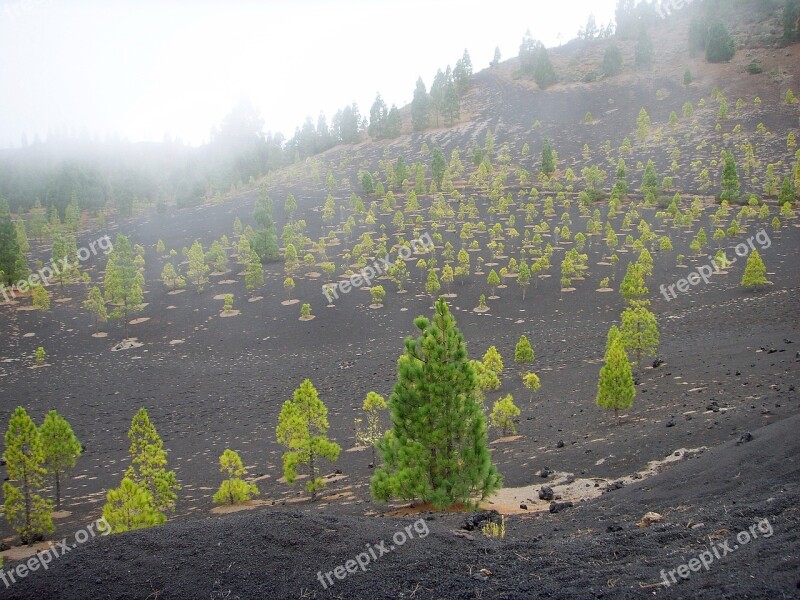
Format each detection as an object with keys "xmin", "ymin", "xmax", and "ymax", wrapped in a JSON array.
[
  {"xmin": 1, "ymin": 9, "xmax": 800, "ymax": 598},
  {"xmin": 4, "ymin": 413, "xmax": 799, "ymax": 600}
]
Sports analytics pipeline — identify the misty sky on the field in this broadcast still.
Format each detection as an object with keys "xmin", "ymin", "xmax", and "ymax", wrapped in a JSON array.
[{"xmin": 0, "ymin": 0, "xmax": 618, "ymax": 148}]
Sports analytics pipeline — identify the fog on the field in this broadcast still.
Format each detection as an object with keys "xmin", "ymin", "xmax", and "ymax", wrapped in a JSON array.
[{"xmin": 0, "ymin": 0, "xmax": 617, "ymax": 148}]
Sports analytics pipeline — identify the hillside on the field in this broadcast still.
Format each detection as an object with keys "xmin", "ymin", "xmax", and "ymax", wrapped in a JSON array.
[{"xmin": 1, "ymin": 2, "xmax": 799, "ymax": 598}]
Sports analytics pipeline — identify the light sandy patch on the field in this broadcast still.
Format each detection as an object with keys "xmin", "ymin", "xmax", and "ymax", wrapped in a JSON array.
[
  {"xmin": 220, "ymin": 310, "xmax": 240, "ymax": 318},
  {"xmin": 129, "ymin": 317, "xmax": 150, "ymax": 325}
]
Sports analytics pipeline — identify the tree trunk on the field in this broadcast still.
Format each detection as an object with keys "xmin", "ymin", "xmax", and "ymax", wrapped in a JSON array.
[{"xmin": 55, "ymin": 472, "xmax": 61, "ymax": 511}]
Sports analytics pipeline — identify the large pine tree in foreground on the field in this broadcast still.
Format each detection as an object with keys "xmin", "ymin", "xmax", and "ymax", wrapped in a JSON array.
[{"xmin": 371, "ymin": 298, "xmax": 502, "ymax": 510}]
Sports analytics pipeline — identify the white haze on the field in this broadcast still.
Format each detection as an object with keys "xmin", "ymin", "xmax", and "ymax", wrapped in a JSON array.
[{"xmin": 0, "ymin": 0, "xmax": 617, "ymax": 148}]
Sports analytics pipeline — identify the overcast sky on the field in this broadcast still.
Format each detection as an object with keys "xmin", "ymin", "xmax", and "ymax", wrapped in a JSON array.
[{"xmin": 0, "ymin": 0, "xmax": 618, "ymax": 148}]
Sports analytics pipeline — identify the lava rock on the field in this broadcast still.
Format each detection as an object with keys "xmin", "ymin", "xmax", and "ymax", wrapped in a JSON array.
[
  {"xmin": 462, "ymin": 510, "xmax": 502, "ymax": 531},
  {"xmin": 606, "ymin": 524, "xmax": 624, "ymax": 533},
  {"xmin": 666, "ymin": 418, "xmax": 676, "ymax": 427},
  {"xmin": 606, "ymin": 480, "xmax": 625, "ymax": 492},
  {"xmin": 556, "ymin": 440, "xmax": 565, "ymax": 448},
  {"xmin": 652, "ymin": 357, "xmax": 665, "ymax": 368},
  {"xmin": 520, "ymin": 503, "xmax": 528, "ymax": 510},
  {"xmin": 538, "ymin": 486, "xmax": 554, "ymax": 501},
  {"xmin": 539, "ymin": 466, "xmax": 553, "ymax": 478},
  {"xmin": 736, "ymin": 432, "xmax": 754, "ymax": 446},
  {"xmin": 549, "ymin": 501, "xmax": 574, "ymax": 514}
]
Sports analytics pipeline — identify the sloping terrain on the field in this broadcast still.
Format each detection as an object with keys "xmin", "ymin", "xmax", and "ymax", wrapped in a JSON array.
[
  {"xmin": 1, "ymin": 4, "xmax": 799, "ymax": 599},
  {"xmin": 4, "ymin": 413, "xmax": 798, "ymax": 599}
]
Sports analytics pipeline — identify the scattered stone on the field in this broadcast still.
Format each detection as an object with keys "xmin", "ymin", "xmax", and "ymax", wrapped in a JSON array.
[
  {"xmin": 539, "ymin": 467, "xmax": 553, "ymax": 478},
  {"xmin": 462, "ymin": 510, "xmax": 502, "ymax": 531},
  {"xmin": 556, "ymin": 440, "xmax": 565, "ymax": 448},
  {"xmin": 520, "ymin": 503, "xmax": 528, "ymax": 510},
  {"xmin": 639, "ymin": 512, "xmax": 663, "ymax": 527},
  {"xmin": 549, "ymin": 501, "xmax": 573, "ymax": 514},
  {"xmin": 538, "ymin": 486, "xmax": 554, "ymax": 501},
  {"xmin": 665, "ymin": 418, "xmax": 676, "ymax": 428},
  {"xmin": 452, "ymin": 530, "xmax": 475, "ymax": 541},
  {"xmin": 606, "ymin": 480, "xmax": 625, "ymax": 492},
  {"xmin": 652, "ymin": 357, "xmax": 665, "ymax": 368},
  {"xmin": 736, "ymin": 432, "xmax": 753, "ymax": 446},
  {"xmin": 606, "ymin": 524, "xmax": 623, "ymax": 533}
]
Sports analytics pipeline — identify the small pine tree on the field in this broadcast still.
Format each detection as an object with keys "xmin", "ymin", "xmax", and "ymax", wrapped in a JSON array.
[
  {"xmin": 212, "ymin": 449, "xmax": 259, "ymax": 506},
  {"xmin": 489, "ymin": 395, "xmax": 520, "ymax": 436},
  {"xmin": 39, "ymin": 410, "xmax": 82, "ymax": 511},
  {"xmin": 514, "ymin": 335, "xmax": 534, "ymax": 363},
  {"xmin": 300, "ymin": 303, "xmax": 312, "ymax": 319},
  {"xmin": 487, "ymin": 269, "xmax": 501, "ymax": 296},
  {"xmin": 245, "ymin": 250, "xmax": 264, "ymax": 290},
  {"xmin": 596, "ymin": 327, "xmax": 635, "ymax": 424},
  {"xmin": 620, "ymin": 261, "xmax": 649, "ymax": 306},
  {"xmin": 3, "ymin": 407, "xmax": 55, "ymax": 544},
  {"xmin": 522, "ymin": 372, "xmax": 541, "ymax": 402},
  {"xmin": 276, "ymin": 379, "xmax": 341, "ymax": 500},
  {"xmin": 619, "ymin": 305, "xmax": 660, "ymax": 370},
  {"xmin": 483, "ymin": 346, "xmax": 504, "ymax": 375},
  {"xmin": 83, "ymin": 285, "xmax": 108, "ymax": 327},
  {"xmin": 31, "ymin": 285, "xmax": 50, "ymax": 311},
  {"xmin": 102, "ymin": 477, "xmax": 165, "ymax": 533},
  {"xmin": 425, "ymin": 268, "xmax": 441, "ymax": 299},
  {"xmin": 124, "ymin": 408, "xmax": 180, "ymax": 514},
  {"xmin": 34, "ymin": 346, "xmax": 46, "ymax": 365},
  {"xmin": 354, "ymin": 391, "xmax": 388, "ymax": 467},
  {"xmin": 186, "ymin": 240, "xmax": 209, "ymax": 292},
  {"xmin": 740, "ymin": 249, "xmax": 768, "ymax": 289}
]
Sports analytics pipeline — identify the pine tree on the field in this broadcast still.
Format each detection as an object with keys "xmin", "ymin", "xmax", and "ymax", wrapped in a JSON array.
[
  {"xmin": 103, "ymin": 235, "xmax": 143, "ymax": 337},
  {"xmin": 540, "ymin": 138, "xmax": 555, "ymax": 175},
  {"xmin": 522, "ymin": 372, "xmax": 541, "ymax": 402},
  {"xmin": 635, "ymin": 27, "xmax": 654, "ymax": 66},
  {"xmin": 483, "ymin": 346, "xmax": 504, "ymax": 375},
  {"xmin": 489, "ymin": 395, "xmax": 520, "ymax": 436},
  {"xmin": 740, "ymin": 249, "xmax": 768, "ymax": 289},
  {"xmin": 371, "ymin": 299, "xmax": 502, "ymax": 509},
  {"xmin": 3, "ymin": 407, "xmax": 54, "ymax": 544},
  {"xmin": 705, "ymin": 20, "xmax": 735, "ymax": 62},
  {"xmin": 102, "ymin": 477, "xmax": 165, "ymax": 533},
  {"xmin": 276, "ymin": 379, "xmax": 341, "ymax": 500},
  {"xmin": 354, "ymin": 391, "xmax": 388, "ymax": 467},
  {"xmin": 721, "ymin": 151, "xmax": 740, "ymax": 203},
  {"xmin": 186, "ymin": 240, "xmax": 209, "ymax": 292},
  {"xmin": 124, "ymin": 408, "xmax": 180, "ymax": 514},
  {"xmin": 245, "ymin": 249, "xmax": 265, "ymax": 290},
  {"xmin": 0, "ymin": 205, "xmax": 28, "ymax": 286},
  {"xmin": 213, "ymin": 449, "xmax": 259, "ymax": 506},
  {"xmin": 517, "ymin": 260, "xmax": 531, "ymax": 299},
  {"xmin": 596, "ymin": 327, "xmax": 635, "ymax": 425},
  {"xmin": 39, "ymin": 410, "xmax": 82, "ymax": 511},
  {"xmin": 619, "ymin": 305, "xmax": 660, "ymax": 370},
  {"xmin": 32, "ymin": 285, "xmax": 50, "ymax": 311},
  {"xmin": 425, "ymin": 268, "xmax": 441, "ymax": 299},
  {"xmin": 487, "ymin": 269, "xmax": 501, "ymax": 296},
  {"xmin": 514, "ymin": 335, "xmax": 535, "ymax": 363},
  {"xmin": 411, "ymin": 77, "xmax": 430, "ymax": 131},
  {"xmin": 620, "ymin": 261, "xmax": 649, "ymax": 306}
]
